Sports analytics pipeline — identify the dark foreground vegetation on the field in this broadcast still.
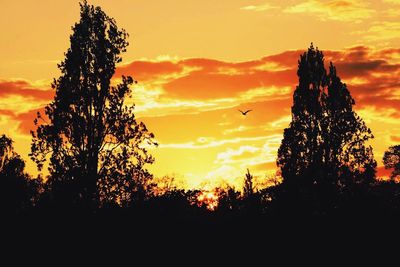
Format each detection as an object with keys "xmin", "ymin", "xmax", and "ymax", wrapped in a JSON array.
[{"xmin": 1, "ymin": 1, "xmax": 400, "ymax": 224}]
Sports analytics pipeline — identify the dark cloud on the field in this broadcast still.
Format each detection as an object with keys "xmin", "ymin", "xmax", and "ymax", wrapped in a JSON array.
[{"xmin": 335, "ymin": 60, "xmax": 387, "ymax": 78}]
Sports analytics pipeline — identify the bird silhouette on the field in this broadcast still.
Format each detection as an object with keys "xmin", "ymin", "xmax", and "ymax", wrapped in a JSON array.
[{"xmin": 238, "ymin": 109, "xmax": 252, "ymax": 115}]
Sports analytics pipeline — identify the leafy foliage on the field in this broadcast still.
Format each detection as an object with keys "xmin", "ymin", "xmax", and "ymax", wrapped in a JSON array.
[
  {"xmin": 30, "ymin": 1, "xmax": 156, "ymax": 208},
  {"xmin": 277, "ymin": 44, "xmax": 376, "ymax": 189},
  {"xmin": 243, "ymin": 168, "xmax": 254, "ymax": 199},
  {"xmin": 383, "ymin": 145, "xmax": 400, "ymax": 180},
  {"xmin": 0, "ymin": 135, "xmax": 40, "ymax": 213}
]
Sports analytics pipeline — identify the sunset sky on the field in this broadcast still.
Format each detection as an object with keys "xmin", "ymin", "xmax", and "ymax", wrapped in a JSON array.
[{"xmin": 0, "ymin": 0, "xmax": 399, "ymax": 188}]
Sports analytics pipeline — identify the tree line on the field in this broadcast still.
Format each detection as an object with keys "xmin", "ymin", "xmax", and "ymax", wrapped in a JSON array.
[{"xmin": 1, "ymin": 1, "xmax": 400, "ymax": 217}]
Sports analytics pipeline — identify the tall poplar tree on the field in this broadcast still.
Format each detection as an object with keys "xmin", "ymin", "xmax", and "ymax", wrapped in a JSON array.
[{"xmin": 30, "ymin": 1, "xmax": 156, "ymax": 208}]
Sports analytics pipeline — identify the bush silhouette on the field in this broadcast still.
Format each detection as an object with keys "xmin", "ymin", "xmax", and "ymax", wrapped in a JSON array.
[
  {"xmin": 383, "ymin": 145, "xmax": 400, "ymax": 180},
  {"xmin": 0, "ymin": 135, "xmax": 40, "ymax": 213}
]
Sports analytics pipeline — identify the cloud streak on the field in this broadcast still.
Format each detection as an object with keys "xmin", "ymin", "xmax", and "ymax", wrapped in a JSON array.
[
  {"xmin": 159, "ymin": 136, "xmax": 274, "ymax": 149},
  {"xmin": 0, "ymin": 79, "xmax": 53, "ymax": 103},
  {"xmin": 284, "ymin": 0, "xmax": 374, "ymax": 22},
  {"xmin": 240, "ymin": 3, "xmax": 278, "ymax": 12}
]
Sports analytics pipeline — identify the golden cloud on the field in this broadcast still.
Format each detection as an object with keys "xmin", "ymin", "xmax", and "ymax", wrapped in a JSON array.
[
  {"xmin": 2, "ymin": 46, "xmax": 400, "ymax": 187},
  {"xmin": 383, "ymin": 0, "xmax": 400, "ymax": 4},
  {"xmin": 284, "ymin": 0, "xmax": 374, "ymax": 22},
  {"xmin": 240, "ymin": 3, "xmax": 278, "ymax": 12},
  {"xmin": 361, "ymin": 21, "xmax": 400, "ymax": 41}
]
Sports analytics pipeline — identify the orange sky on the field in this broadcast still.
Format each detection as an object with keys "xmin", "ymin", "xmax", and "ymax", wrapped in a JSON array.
[{"xmin": 0, "ymin": 0, "xmax": 399, "ymax": 188}]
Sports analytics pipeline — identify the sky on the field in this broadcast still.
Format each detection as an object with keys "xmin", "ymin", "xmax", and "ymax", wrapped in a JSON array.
[{"xmin": 0, "ymin": 0, "xmax": 399, "ymax": 188}]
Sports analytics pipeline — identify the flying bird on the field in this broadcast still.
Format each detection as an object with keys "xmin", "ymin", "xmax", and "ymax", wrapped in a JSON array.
[{"xmin": 238, "ymin": 109, "xmax": 252, "ymax": 116}]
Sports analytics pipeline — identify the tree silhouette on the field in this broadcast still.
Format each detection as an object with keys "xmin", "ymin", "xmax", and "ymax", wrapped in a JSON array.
[
  {"xmin": 0, "ymin": 135, "xmax": 13, "ymax": 171},
  {"xmin": 242, "ymin": 169, "xmax": 262, "ymax": 214},
  {"xmin": 277, "ymin": 44, "xmax": 327, "ymax": 185},
  {"xmin": 243, "ymin": 168, "xmax": 254, "ymax": 199},
  {"xmin": 0, "ymin": 135, "xmax": 39, "ymax": 213},
  {"xmin": 324, "ymin": 62, "xmax": 376, "ymax": 186},
  {"xmin": 276, "ymin": 44, "xmax": 376, "ymax": 211},
  {"xmin": 30, "ymin": 1, "xmax": 156, "ymax": 209},
  {"xmin": 216, "ymin": 186, "xmax": 240, "ymax": 212},
  {"xmin": 383, "ymin": 145, "xmax": 400, "ymax": 180}
]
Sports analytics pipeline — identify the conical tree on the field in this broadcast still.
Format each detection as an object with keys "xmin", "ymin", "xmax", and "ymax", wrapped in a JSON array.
[
  {"xmin": 277, "ymin": 43, "xmax": 327, "ymax": 185},
  {"xmin": 30, "ymin": 1, "xmax": 156, "ymax": 208},
  {"xmin": 277, "ymin": 44, "xmax": 375, "ymax": 193}
]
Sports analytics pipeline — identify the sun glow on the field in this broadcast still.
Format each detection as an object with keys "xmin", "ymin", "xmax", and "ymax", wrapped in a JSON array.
[{"xmin": 197, "ymin": 191, "xmax": 219, "ymax": 211}]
